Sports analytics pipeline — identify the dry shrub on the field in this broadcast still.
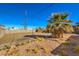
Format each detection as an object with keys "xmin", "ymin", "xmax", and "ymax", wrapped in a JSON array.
[
  {"xmin": 35, "ymin": 37, "xmax": 45, "ymax": 42},
  {"xmin": 40, "ymin": 47, "xmax": 50, "ymax": 55},
  {"xmin": 7, "ymin": 48, "xmax": 18, "ymax": 55},
  {"xmin": 1, "ymin": 44, "xmax": 11, "ymax": 50},
  {"xmin": 59, "ymin": 49, "xmax": 68, "ymax": 56},
  {"xmin": 4, "ymin": 45, "xmax": 11, "ymax": 49},
  {"xmin": 15, "ymin": 43, "xmax": 20, "ymax": 47},
  {"xmin": 32, "ymin": 47, "xmax": 40, "ymax": 55},
  {"xmin": 25, "ymin": 40, "xmax": 31, "ymax": 44},
  {"xmin": 62, "ymin": 41, "xmax": 71, "ymax": 46},
  {"xmin": 26, "ymin": 49, "xmax": 30, "ymax": 52},
  {"xmin": 15, "ymin": 42, "xmax": 25, "ymax": 47},
  {"xmin": 74, "ymin": 46, "xmax": 79, "ymax": 54}
]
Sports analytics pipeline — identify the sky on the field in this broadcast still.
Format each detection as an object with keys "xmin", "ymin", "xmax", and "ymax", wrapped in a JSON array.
[{"xmin": 0, "ymin": 3, "xmax": 79, "ymax": 29}]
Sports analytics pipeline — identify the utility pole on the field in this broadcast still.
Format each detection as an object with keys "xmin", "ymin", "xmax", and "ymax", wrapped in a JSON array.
[{"xmin": 24, "ymin": 11, "xmax": 27, "ymax": 30}]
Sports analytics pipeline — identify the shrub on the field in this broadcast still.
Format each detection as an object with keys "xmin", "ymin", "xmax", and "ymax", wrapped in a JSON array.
[
  {"xmin": 15, "ymin": 43, "xmax": 20, "ymax": 47},
  {"xmin": 62, "ymin": 41, "xmax": 71, "ymax": 46},
  {"xmin": 36, "ymin": 37, "xmax": 45, "ymax": 42},
  {"xmin": 33, "ymin": 47, "xmax": 39, "ymax": 54},
  {"xmin": 2, "ymin": 45, "xmax": 11, "ymax": 50},
  {"xmin": 32, "ymin": 49, "xmax": 37, "ymax": 54},
  {"xmin": 0, "ymin": 49, "xmax": 2, "ymax": 51},
  {"xmin": 74, "ymin": 46, "xmax": 79, "ymax": 54},
  {"xmin": 20, "ymin": 42, "xmax": 25, "ymax": 46},
  {"xmin": 5, "ymin": 45, "xmax": 11, "ymax": 49},
  {"xmin": 26, "ymin": 40, "xmax": 31, "ymax": 43},
  {"xmin": 59, "ymin": 49, "xmax": 68, "ymax": 56},
  {"xmin": 26, "ymin": 49, "xmax": 30, "ymax": 52},
  {"xmin": 43, "ymin": 47, "xmax": 50, "ymax": 54},
  {"xmin": 40, "ymin": 47, "xmax": 50, "ymax": 55},
  {"xmin": 40, "ymin": 47, "xmax": 44, "ymax": 50}
]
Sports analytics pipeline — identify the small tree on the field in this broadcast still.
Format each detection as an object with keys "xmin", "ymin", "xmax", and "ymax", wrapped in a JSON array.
[{"xmin": 35, "ymin": 27, "xmax": 43, "ymax": 33}]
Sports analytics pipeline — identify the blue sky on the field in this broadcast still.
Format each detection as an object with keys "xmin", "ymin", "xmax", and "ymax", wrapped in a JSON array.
[{"xmin": 0, "ymin": 3, "xmax": 79, "ymax": 29}]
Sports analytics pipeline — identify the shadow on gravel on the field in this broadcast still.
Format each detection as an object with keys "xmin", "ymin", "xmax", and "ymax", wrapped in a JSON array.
[
  {"xmin": 24, "ymin": 34, "xmax": 53, "ymax": 38},
  {"xmin": 51, "ymin": 35, "xmax": 79, "ymax": 56}
]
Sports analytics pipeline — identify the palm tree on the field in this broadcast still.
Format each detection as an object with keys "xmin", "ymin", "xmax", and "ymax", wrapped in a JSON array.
[{"xmin": 47, "ymin": 13, "xmax": 74, "ymax": 38}]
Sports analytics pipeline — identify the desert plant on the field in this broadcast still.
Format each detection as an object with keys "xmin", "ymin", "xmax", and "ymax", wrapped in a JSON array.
[
  {"xmin": 59, "ymin": 49, "xmax": 68, "ymax": 56},
  {"xmin": 33, "ymin": 47, "xmax": 40, "ymax": 54},
  {"xmin": 47, "ymin": 13, "xmax": 74, "ymax": 38},
  {"xmin": 43, "ymin": 47, "xmax": 50, "ymax": 54},
  {"xmin": 4, "ymin": 45, "xmax": 11, "ymax": 49},
  {"xmin": 0, "ymin": 49, "xmax": 2, "ymax": 51},
  {"xmin": 15, "ymin": 43, "xmax": 21, "ymax": 47},
  {"xmin": 35, "ymin": 37, "xmax": 45, "ymax": 42},
  {"xmin": 35, "ymin": 27, "xmax": 43, "ymax": 33},
  {"xmin": 26, "ymin": 49, "xmax": 30, "ymax": 52},
  {"xmin": 40, "ymin": 47, "xmax": 50, "ymax": 55},
  {"xmin": 20, "ymin": 42, "xmax": 25, "ymax": 46},
  {"xmin": 2, "ymin": 45, "xmax": 11, "ymax": 50},
  {"xmin": 62, "ymin": 41, "xmax": 71, "ymax": 46},
  {"xmin": 26, "ymin": 40, "xmax": 31, "ymax": 43},
  {"xmin": 29, "ymin": 46, "xmax": 41, "ymax": 55},
  {"xmin": 73, "ymin": 46, "xmax": 79, "ymax": 54},
  {"xmin": 32, "ymin": 49, "xmax": 38, "ymax": 54}
]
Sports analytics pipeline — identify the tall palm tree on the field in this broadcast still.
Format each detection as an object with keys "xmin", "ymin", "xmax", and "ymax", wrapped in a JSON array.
[{"xmin": 47, "ymin": 13, "xmax": 74, "ymax": 38}]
